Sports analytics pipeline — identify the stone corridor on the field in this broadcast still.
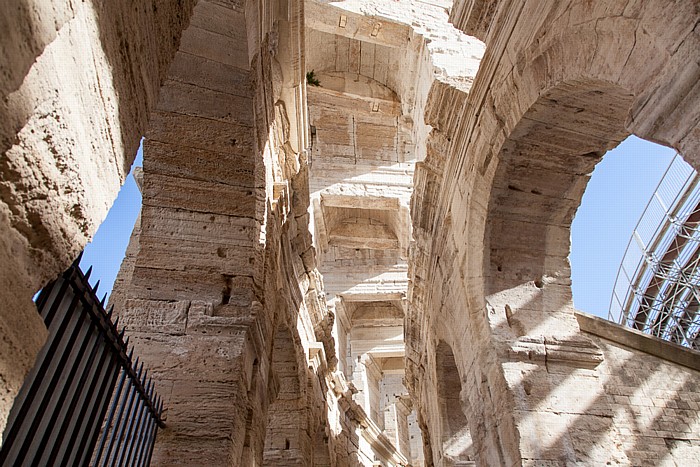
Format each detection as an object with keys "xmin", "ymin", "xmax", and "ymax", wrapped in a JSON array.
[{"xmin": 1, "ymin": 0, "xmax": 699, "ymax": 465}]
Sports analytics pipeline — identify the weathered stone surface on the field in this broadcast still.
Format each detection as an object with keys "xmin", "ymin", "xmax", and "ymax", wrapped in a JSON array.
[
  {"xmin": 0, "ymin": 0, "xmax": 196, "ymax": 435},
  {"xmin": 2, "ymin": 0, "xmax": 700, "ymax": 465},
  {"xmin": 408, "ymin": 0, "xmax": 700, "ymax": 465}
]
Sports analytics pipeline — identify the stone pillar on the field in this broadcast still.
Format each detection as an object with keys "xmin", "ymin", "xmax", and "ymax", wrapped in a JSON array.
[
  {"xmin": 352, "ymin": 354, "xmax": 384, "ymax": 426},
  {"xmin": 384, "ymin": 396, "xmax": 412, "ymax": 460},
  {"xmin": 113, "ymin": 1, "xmax": 268, "ymax": 463},
  {"xmin": 263, "ymin": 327, "xmax": 310, "ymax": 466}
]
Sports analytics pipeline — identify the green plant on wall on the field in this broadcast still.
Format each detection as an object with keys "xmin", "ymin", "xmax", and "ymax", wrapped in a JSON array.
[{"xmin": 306, "ymin": 70, "xmax": 320, "ymax": 87}]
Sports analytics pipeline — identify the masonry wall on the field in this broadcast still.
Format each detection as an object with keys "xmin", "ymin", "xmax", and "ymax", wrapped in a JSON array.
[
  {"xmin": 407, "ymin": 0, "xmax": 700, "ymax": 465},
  {"xmin": 0, "ymin": 0, "xmax": 197, "ymax": 435},
  {"xmin": 575, "ymin": 332, "xmax": 700, "ymax": 465},
  {"xmin": 2, "ymin": 0, "xmax": 700, "ymax": 466},
  {"xmin": 111, "ymin": 0, "xmax": 328, "ymax": 463}
]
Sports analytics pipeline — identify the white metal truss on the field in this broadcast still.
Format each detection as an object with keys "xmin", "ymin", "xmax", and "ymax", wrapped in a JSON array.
[{"xmin": 609, "ymin": 154, "xmax": 700, "ymax": 349}]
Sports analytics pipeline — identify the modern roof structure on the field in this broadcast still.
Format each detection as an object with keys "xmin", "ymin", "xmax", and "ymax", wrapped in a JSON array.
[{"xmin": 610, "ymin": 154, "xmax": 700, "ymax": 349}]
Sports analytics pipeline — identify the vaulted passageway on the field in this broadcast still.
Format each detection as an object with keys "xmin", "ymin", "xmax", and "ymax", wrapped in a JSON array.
[
  {"xmin": 1, "ymin": 0, "xmax": 699, "ymax": 466},
  {"xmin": 303, "ymin": 1, "xmax": 483, "ymax": 463}
]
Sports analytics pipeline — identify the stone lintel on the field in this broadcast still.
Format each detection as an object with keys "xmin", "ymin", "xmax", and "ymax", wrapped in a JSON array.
[
  {"xmin": 321, "ymin": 194, "xmax": 401, "ymax": 210},
  {"xmin": 305, "ymin": 1, "xmax": 411, "ymax": 49}
]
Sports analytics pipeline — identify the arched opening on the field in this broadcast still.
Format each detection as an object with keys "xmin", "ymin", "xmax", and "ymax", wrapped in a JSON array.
[
  {"xmin": 476, "ymin": 78, "xmax": 640, "ymax": 464},
  {"xmin": 485, "ymin": 79, "xmax": 635, "ymax": 338},
  {"xmin": 571, "ymin": 136, "xmax": 677, "ymax": 319},
  {"xmin": 478, "ymin": 59, "xmax": 699, "ymax": 464},
  {"xmin": 573, "ymin": 135, "xmax": 700, "ymax": 348},
  {"xmin": 263, "ymin": 325, "xmax": 308, "ymax": 466},
  {"xmin": 435, "ymin": 341, "xmax": 473, "ymax": 466}
]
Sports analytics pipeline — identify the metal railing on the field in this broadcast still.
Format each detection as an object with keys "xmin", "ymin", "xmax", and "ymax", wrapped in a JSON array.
[
  {"xmin": 0, "ymin": 256, "xmax": 164, "ymax": 466},
  {"xmin": 609, "ymin": 154, "xmax": 700, "ymax": 349}
]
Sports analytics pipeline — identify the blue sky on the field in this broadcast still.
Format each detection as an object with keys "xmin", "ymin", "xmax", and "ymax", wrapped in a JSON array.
[
  {"xmin": 82, "ymin": 136, "xmax": 677, "ymax": 319},
  {"xmin": 570, "ymin": 136, "xmax": 676, "ymax": 317},
  {"xmin": 80, "ymin": 145, "xmax": 142, "ymax": 301}
]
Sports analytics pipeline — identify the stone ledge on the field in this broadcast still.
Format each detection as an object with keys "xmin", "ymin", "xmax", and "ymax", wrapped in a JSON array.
[{"xmin": 575, "ymin": 310, "xmax": 700, "ymax": 371}]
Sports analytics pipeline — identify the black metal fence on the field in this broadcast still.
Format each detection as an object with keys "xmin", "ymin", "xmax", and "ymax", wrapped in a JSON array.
[{"xmin": 0, "ymin": 256, "xmax": 164, "ymax": 466}]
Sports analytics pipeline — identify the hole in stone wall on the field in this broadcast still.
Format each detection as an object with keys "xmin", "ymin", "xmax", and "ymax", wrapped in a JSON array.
[
  {"xmin": 571, "ymin": 135, "xmax": 677, "ymax": 319},
  {"xmin": 221, "ymin": 275, "xmax": 233, "ymax": 305}
]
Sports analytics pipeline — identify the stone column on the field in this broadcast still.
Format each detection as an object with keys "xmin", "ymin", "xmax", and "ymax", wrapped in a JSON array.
[
  {"xmin": 384, "ymin": 395, "xmax": 412, "ymax": 460},
  {"xmin": 352, "ymin": 353, "xmax": 384, "ymax": 426},
  {"xmin": 113, "ymin": 1, "xmax": 268, "ymax": 463}
]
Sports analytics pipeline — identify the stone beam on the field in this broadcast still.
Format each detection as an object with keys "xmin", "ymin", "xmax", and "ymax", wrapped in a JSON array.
[{"xmin": 305, "ymin": 1, "xmax": 411, "ymax": 49}]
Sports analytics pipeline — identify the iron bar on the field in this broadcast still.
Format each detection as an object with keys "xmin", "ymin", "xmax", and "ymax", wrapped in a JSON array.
[
  {"xmin": 115, "ymin": 363, "xmax": 144, "ymax": 467},
  {"xmin": 94, "ymin": 369, "xmax": 128, "ymax": 461},
  {"xmin": 134, "ymin": 383, "xmax": 157, "ymax": 467},
  {"xmin": 75, "ymin": 354, "xmax": 121, "ymax": 466},
  {"xmin": 143, "ymin": 399, "xmax": 162, "ymax": 467},
  {"xmin": 11, "ymin": 294, "xmax": 87, "ymax": 464},
  {"xmin": 37, "ymin": 318, "xmax": 104, "ymax": 466},
  {"xmin": 0, "ymin": 280, "xmax": 80, "ymax": 461},
  {"xmin": 107, "ymin": 378, "xmax": 139, "ymax": 467},
  {"xmin": 59, "ymin": 332, "xmax": 116, "ymax": 466},
  {"xmin": 127, "ymin": 376, "xmax": 152, "ymax": 466},
  {"xmin": 103, "ymin": 352, "xmax": 136, "ymax": 466},
  {"xmin": 0, "ymin": 260, "xmax": 165, "ymax": 467},
  {"xmin": 125, "ymin": 386, "xmax": 150, "ymax": 467}
]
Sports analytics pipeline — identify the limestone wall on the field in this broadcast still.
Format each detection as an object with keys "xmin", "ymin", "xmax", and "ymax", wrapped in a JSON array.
[
  {"xmin": 408, "ymin": 0, "xmax": 700, "ymax": 465},
  {"xmin": 0, "ymin": 0, "xmax": 196, "ymax": 436},
  {"xmin": 111, "ymin": 0, "xmax": 324, "ymax": 463},
  {"xmin": 570, "ymin": 314, "xmax": 700, "ymax": 465},
  {"xmin": 2, "ymin": 0, "xmax": 699, "ymax": 465}
]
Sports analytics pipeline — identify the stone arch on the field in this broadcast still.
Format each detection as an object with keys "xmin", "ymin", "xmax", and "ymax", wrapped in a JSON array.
[
  {"xmin": 476, "ymin": 0, "xmax": 699, "ymax": 338},
  {"xmin": 415, "ymin": 0, "xmax": 700, "ymax": 365},
  {"xmin": 411, "ymin": 2, "xmax": 700, "ymax": 464},
  {"xmin": 435, "ymin": 340, "xmax": 474, "ymax": 466},
  {"xmin": 263, "ymin": 324, "xmax": 309, "ymax": 466},
  {"xmin": 466, "ymin": 2, "xmax": 699, "ymax": 464},
  {"xmin": 484, "ymin": 78, "xmax": 634, "ymax": 333},
  {"xmin": 460, "ymin": 2, "xmax": 700, "ymax": 305}
]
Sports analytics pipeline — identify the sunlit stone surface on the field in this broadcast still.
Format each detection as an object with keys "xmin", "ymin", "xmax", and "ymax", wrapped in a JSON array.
[{"xmin": 1, "ymin": 0, "xmax": 699, "ymax": 465}]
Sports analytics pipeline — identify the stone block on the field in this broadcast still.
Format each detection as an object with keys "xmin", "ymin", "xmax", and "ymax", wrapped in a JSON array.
[{"xmin": 122, "ymin": 299, "xmax": 190, "ymax": 335}]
